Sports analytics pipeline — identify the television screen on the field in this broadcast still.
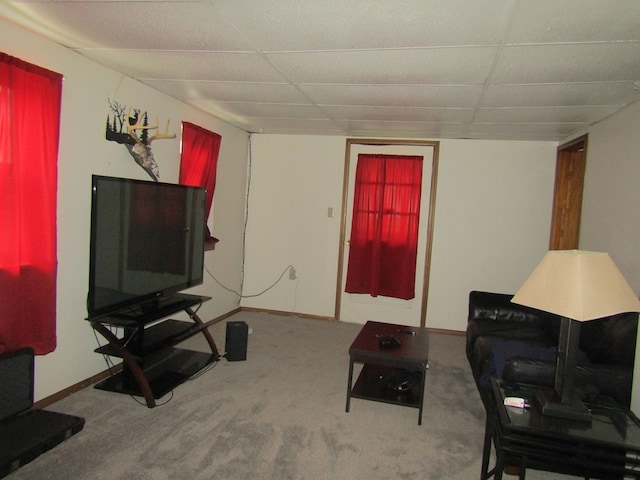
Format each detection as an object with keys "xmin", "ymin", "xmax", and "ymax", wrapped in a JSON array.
[{"xmin": 87, "ymin": 175, "xmax": 206, "ymax": 320}]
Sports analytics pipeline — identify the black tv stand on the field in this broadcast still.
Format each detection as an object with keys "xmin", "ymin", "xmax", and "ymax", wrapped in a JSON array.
[{"xmin": 87, "ymin": 293, "xmax": 219, "ymax": 408}]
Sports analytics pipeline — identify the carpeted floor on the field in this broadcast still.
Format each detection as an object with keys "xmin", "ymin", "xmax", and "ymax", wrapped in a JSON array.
[{"xmin": 9, "ymin": 312, "xmax": 575, "ymax": 479}]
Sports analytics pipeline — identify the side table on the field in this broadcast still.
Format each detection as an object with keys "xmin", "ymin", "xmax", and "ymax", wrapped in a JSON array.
[
  {"xmin": 482, "ymin": 378, "xmax": 640, "ymax": 479},
  {"xmin": 345, "ymin": 321, "xmax": 429, "ymax": 425}
]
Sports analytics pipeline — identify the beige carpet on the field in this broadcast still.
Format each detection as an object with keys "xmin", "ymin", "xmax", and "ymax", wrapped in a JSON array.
[{"xmin": 9, "ymin": 312, "xmax": 575, "ymax": 479}]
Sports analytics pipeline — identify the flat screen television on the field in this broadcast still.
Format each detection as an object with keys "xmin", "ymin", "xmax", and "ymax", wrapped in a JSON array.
[{"xmin": 86, "ymin": 175, "xmax": 207, "ymax": 320}]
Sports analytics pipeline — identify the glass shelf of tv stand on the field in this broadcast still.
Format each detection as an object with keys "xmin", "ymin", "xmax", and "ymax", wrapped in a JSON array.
[
  {"xmin": 93, "ymin": 319, "xmax": 210, "ymax": 359},
  {"xmin": 95, "ymin": 349, "xmax": 217, "ymax": 402}
]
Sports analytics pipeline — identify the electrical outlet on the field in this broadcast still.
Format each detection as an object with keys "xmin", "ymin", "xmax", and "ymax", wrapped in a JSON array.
[{"xmin": 289, "ymin": 266, "xmax": 297, "ymax": 280}]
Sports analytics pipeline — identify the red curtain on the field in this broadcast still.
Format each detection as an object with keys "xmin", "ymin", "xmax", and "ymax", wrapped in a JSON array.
[
  {"xmin": 179, "ymin": 122, "xmax": 221, "ymax": 241},
  {"xmin": 0, "ymin": 53, "xmax": 62, "ymax": 354},
  {"xmin": 345, "ymin": 154, "xmax": 423, "ymax": 300}
]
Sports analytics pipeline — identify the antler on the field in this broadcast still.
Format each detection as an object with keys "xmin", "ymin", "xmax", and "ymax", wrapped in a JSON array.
[
  {"xmin": 149, "ymin": 117, "xmax": 176, "ymax": 143},
  {"xmin": 126, "ymin": 108, "xmax": 176, "ymax": 145}
]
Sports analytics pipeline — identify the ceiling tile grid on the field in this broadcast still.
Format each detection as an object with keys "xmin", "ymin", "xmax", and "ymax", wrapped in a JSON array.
[{"xmin": 2, "ymin": 0, "xmax": 640, "ymax": 140}]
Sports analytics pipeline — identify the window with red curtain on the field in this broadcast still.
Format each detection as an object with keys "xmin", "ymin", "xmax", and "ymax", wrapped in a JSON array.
[
  {"xmin": 179, "ymin": 122, "xmax": 221, "ymax": 242},
  {"xmin": 345, "ymin": 154, "xmax": 423, "ymax": 300},
  {"xmin": 0, "ymin": 53, "xmax": 62, "ymax": 355}
]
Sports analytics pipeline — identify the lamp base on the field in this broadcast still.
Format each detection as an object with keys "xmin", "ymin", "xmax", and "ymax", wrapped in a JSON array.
[{"xmin": 535, "ymin": 389, "xmax": 592, "ymax": 423}]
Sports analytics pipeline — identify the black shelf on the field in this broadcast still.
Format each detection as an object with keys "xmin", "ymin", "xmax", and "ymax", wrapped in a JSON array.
[
  {"xmin": 94, "ymin": 349, "xmax": 214, "ymax": 399},
  {"xmin": 94, "ymin": 319, "xmax": 207, "ymax": 358},
  {"xmin": 350, "ymin": 364, "xmax": 422, "ymax": 408}
]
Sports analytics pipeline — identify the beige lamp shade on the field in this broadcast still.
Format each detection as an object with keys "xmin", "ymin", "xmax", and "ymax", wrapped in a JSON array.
[{"xmin": 511, "ymin": 250, "xmax": 640, "ymax": 321}]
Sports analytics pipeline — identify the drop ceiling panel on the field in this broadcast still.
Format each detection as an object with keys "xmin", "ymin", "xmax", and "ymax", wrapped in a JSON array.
[
  {"xmin": 299, "ymin": 84, "xmax": 485, "ymax": 108},
  {"xmin": 143, "ymin": 80, "xmax": 310, "ymax": 104},
  {"xmin": 475, "ymin": 106, "xmax": 621, "ymax": 124},
  {"xmin": 470, "ymin": 122, "xmax": 581, "ymax": 137},
  {"xmin": 84, "ymin": 51, "xmax": 286, "ymax": 82},
  {"xmin": 492, "ymin": 43, "xmax": 640, "ymax": 84},
  {"xmin": 333, "ymin": 119, "xmax": 468, "ymax": 138},
  {"xmin": 481, "ymin": 83, "xmax": 640, "ymax": 108},
  {"xmin": 267, "ymin": 47, "xmax": 499, "ymax": 85},
  {"xmin": 243, "ymin": 117, "xmax": 343, "ymax": 135},
  {"xmin": 508, "ymin": 0, "xmax": 640, "ymax": 43},
  {"xmin": 320, "ymin": 105, "xmax": 475, "ymax": 123},
  {"xmin": 12, "ymin": 2, "xmax": 254, "ymax": 50},
  {"xmin": 2, "ymin": 0, "xmax": 640, "ymax": 141},
  {"xmin": 213, "ymin": 102, "xmax": 327, "ymax": 119},
  {"xmin": 214, "ymin": 0, "xmax": 514, "ymax": 50}
]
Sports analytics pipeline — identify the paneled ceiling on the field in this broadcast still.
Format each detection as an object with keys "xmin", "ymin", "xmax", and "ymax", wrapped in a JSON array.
[{"xmin": 2, "ymin": 0, "xmax": 640, "ymax": 141}]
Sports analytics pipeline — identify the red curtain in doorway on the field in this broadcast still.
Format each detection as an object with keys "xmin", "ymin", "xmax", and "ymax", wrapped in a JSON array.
[
  {"xmin": 0, "ymin": 53, "xmax": 62, "ymax": 354},
  {"xmin": 345, "ymin": 154, "xmax": 423, "ymax": 300},
  {"xmin": 179, "ymin": 122, "xmax": 221, "ymax": 242}
]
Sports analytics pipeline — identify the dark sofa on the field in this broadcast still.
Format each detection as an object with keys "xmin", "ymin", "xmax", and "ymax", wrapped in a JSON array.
[{"xmin": 466, "ymin": 290, "xmax": 638, "ymax": 408}]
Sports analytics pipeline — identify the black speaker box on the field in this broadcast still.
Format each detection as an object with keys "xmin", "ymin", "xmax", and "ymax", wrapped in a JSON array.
[{"xmin": 225, "ymin": 321, "xmax": 248, "ymax": 361}]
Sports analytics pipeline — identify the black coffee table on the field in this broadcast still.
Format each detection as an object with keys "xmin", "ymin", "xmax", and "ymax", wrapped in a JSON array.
[{"xmin": 345, "ymin": 320, "xmax": 429, "ymax": 425}]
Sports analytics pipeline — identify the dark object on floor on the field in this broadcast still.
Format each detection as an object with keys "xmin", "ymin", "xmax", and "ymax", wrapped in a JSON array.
[
  {"xmin": 0, "ymin": 348, "xmax": 84, "ymax": 479},
  {"xmin": 225, "ymin": 320, "xmax": 248, "ymax": 361}
]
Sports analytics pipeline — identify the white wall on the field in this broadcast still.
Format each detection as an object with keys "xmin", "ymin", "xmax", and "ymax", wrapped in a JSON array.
[
  {"xmin": 579, "ymin": 100, "xmax": 640, "ymax": 412},
  {"xmin": 580, "ymin": 102, "xmax": 640, "ymax": 291},
  {"xmin": 243, "ymin": 135, "xmax": 557, "ymax": 331},
  {"xmin": 1, "ymin": 18, "xmax": 249, "ymax": 401},
  {"xmin": 241, "ymin": 134, "xmax": 345, "ymax": 316},
  {"xmin": 428, "ymin": 139, "xmax": 557, "ymax": 331}
]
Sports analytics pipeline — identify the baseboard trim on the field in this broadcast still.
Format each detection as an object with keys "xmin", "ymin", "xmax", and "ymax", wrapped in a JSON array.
[
  {"xmin": 240, "ymin": 306, "xmax": 336, "ymax": 322},
  {"xmin": 428, "ymin": 327, "xmax": 465, "ymax": 336},
  {"xmin": 32, "ymin": 365, "xmax": 120, "ymax": 410},
  {"xmin": 239, "ymin": 308, "xmax": 465, "ymax": 337},
  {"xmin": 205, "ymin": 307, "xmax": 241, "ymax": 327}
]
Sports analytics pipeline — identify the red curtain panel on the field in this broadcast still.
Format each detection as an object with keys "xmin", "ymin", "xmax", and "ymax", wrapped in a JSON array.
[
  {"xmin": 345, "ymin": 154, "xmax": 423, "ymax": 300},
  {"xmin": 179, "ymin": 122, "xmax": 221, "ymax": 241},
  {"xmin": 0, "ymin": 53, "xmax": 62, "ymax": 354}
]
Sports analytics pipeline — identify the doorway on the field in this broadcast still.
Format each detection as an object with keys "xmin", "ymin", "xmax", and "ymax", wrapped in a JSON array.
[
  {"xmin": 335, "ymin": 139, "xmax": 439, "ymax": 327},
  {"xmin": 549, "ymin": 134, "xmax": 588, "ymax": 250}
]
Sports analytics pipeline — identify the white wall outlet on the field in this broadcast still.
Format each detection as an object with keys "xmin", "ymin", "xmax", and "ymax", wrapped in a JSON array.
[{"xmin": 289, "ymin": 266, "xmax": 297, "ymax": 280}]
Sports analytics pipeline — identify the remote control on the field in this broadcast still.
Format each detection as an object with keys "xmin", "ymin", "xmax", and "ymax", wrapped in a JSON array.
[{"xmin": 504, "ymin": 397, "xmax": 528, "ymax": 408}]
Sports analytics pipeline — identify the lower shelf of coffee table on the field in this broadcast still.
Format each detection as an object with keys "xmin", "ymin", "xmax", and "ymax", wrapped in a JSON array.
[{"xmin": 350, "ymin": 364, "xmax": 423, "ymax": 408}]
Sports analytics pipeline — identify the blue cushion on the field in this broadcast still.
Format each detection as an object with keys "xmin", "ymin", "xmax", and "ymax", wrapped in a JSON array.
[{"xmin": 479, "ymin": 338, "xmax": 589, "ymax": 389}]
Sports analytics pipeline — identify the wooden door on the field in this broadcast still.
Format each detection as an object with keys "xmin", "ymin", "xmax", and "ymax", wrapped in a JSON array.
[{"xmin": 549, "ymin": 135, "xmax": 588, "ymax": 250}]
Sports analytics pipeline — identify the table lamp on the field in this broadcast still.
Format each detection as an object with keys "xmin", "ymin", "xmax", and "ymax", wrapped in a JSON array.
[{"xmin": 511, "ymin": 250, "xmax": 640, "ymax": 422}]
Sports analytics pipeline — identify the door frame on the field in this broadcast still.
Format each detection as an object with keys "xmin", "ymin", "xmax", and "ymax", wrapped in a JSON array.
[
  {"xmin": 549, "ymin": 134, "xmax": 588, "ymax": 250},
  {"xmin": 334, "ymin": 138, "xmax": 440, "ymax": 327}
]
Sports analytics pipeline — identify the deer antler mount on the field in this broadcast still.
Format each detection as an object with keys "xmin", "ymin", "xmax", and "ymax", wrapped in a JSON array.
[{"xmin": 105, "ymin": 100, "xmax": 176, "ymax": 181}]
